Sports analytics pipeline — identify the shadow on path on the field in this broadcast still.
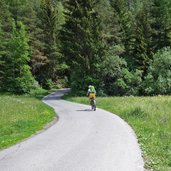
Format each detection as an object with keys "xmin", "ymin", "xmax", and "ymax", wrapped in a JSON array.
[{"xmin": 76, "ymin": 109, "xmax": 93, "ymax": 112}]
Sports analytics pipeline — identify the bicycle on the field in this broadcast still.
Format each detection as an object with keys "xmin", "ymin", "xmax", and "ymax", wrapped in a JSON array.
[{"xmin": 90, "ymin": 97, "xmax": 96, "ymax": 111}]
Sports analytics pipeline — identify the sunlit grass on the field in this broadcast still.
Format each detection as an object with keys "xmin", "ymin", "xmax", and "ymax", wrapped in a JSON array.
[
  {"xmin": 0, "ymin": 92, "xmax": 55, "ymax": 150},
  {"xmin": 64, "ymin": 95, "xmax": 171, "ymax": 171}
]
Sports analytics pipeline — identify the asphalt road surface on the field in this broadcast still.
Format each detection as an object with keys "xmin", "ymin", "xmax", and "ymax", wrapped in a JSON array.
[{"xmin": 0, "ymin": 89, "xmax": 144, "ymax": 171}]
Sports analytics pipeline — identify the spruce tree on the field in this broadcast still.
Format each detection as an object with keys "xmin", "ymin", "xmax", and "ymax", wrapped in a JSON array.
[
  {"xmin": 0, "ymin": 0, "xmax": 13, "ymax": 91},
  {"xmin": 0, "ymin": 24, "xmax": 5, "ymax": 90},
  {"xmin": 110, "ymin": 0, "xmax": 134, "ymax": 60},
  {"xmin": 0, "ymin": 0, "xmax": 12, "ymax": 33},
  {"xmin": 150, "ymin": 0, "xmax": 171, "ymax": 52},
  {"xmin": 61, "ymin": 0, "xmax": 105, "ymax": 93},
  {"xmin": 6, "ymin": 0, "xmax": 28, "ymax": 22},
  {"xmin": 130, "ymin": 1, "xmax": 153, "ymax": 74},
  {"xmin": 37, "ymin": 0, "xmax": 63, "ymax": 88},
  {"xmin": 129, "ymin": 0, "xmax": 171, "ymax": 75},
  {"xmin": 96, "ymin": 0, "xmax": 121, "ymax": 45}
]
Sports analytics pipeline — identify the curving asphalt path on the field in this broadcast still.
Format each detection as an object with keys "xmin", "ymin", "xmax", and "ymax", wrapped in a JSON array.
[{"xmin": 0, "ymin": 89, "xmax": 144, "ymax": 171}]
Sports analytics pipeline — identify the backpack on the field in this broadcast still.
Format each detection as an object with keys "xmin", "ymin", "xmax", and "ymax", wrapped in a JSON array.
[{"xmin": 90, "ymin": 86, "xmax": 95, "ymax": 93}]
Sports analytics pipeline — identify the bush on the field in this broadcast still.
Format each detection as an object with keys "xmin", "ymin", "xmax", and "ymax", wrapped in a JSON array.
[
  {"xmin": 143, "ymin": 47, "xmax": 171, "ymax": 95},
  {"xmin": 102, "ymin": 51, "xmax": 142, "ymax": 96},
  {"xmin": 115, "ymin": 69, "xmax": 142, "ymax": 96},
  {"xmin": 44, "ymin": 79, "xmax": 54, "ymax": 90}
]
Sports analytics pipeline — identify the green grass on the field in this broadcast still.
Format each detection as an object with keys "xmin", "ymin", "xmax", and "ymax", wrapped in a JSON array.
[
  {"xmin": 64, "ymin": 95, "xmax": 171, "ymax": 171},
  {"xmin": 0, "ymin": 90, "xmax": 56, "ymax": 150}
]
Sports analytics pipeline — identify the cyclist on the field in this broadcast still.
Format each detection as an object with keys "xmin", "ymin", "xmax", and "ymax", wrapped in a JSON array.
[{"xmin": 87, "ymin": 85, "xmax": 96, "ymax": 110}]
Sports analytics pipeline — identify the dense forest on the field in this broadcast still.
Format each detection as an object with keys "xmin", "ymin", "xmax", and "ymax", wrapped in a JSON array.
[{"xmin": 1, "ymin": 0, "xmax": 171, "ymax": 96}]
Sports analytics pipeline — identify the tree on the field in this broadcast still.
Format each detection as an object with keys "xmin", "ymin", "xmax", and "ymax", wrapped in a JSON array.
[
  {"xmin": 130, "ymin": 1, "xmax": 153, "ymax": 75},
  {"xmin": 0, "ymin": 24, "xmax": 5, "ymax": 90},
  {"xmin": 0, "ymin": 0, "xmax": 12, "ymax": 33},
  {"xmin": 0, "ymin": 0, "xmax": 13, "ymax": 91},
  {"xmin": 36, "ymin": 0, "xmax": 65, "ymax": 88},
  {"xmin": 4, "ymin": 21, "xmax": 35, "ymax": 93},
  {"xmin": 109, "ymin": 0, "xmax": 135, "ymax": 63},
  {"xmin": 129, "ymin": 0, "xmax": 171, "ymax": 77},
  {"xmin": 61, "ymin": 0, "xmax": 106, "ymax": 94},
  {"xmin": 95, "ymin": 0, "xmax": 121, "ymax": 46},
  {"xmin": 150, "ymin": 0, "xmax": 171, "ymax": 52},
  {"xmin": 5, "ymin": 0, "xmax": 48, "ymax": 87}
]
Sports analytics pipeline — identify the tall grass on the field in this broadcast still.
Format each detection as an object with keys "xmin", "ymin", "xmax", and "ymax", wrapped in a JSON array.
[
  {"xmin": 65, "ymin": 95, "xmax": 171, "ymax": 171},
  {"xmin": 0, "ymin": 92, "xmax": 55, "ymax": 150}
]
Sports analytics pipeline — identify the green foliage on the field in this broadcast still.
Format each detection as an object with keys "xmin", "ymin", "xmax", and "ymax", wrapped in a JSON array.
[
  {"xmin": 4, "ymin": 21, "xmax": 35, "ymax": 93},
  {"xmin": 102, "ymin": 47, "xmax": 142, "ymax": 95},
  {"xmin": 0, "ymin": 1, "xmax": 13, "ymax": 91},
  {"xmin": 110, "ymin": 0, "xmax": 134, "ymax": 53},
  {"xmin": 102, "ymin": 49, "xmax": 126, "ymax": 95},
  {"xmin": 96, "ymin": 0, "xmax": 121, "ymax": 45},
  {"xmin": 36, "ymin": 0, "xmax": 67, "ymax": 88},
  {"xmin": 144, "ymin": 47, "xmax": 171, "ymax": 95},
  {"xmin": 150, "ymin": 0, "xmax": 171, "ymax": 52},
  {"xmin": 0, "ymin": 24, "xmax": 5, "ymax": 90},
  {"xmin": 1, "ymin": 0, "xmax": 171, "ymax": 95},
  {"xmin": 129, "ymin": 1, "xmax": 153, "ymax": 73},
  {"xmin": 0, "ymin": 0, "xmax": 12, "ymax": 30},
  {"xmin": 115, "ymin": 69, "xmax": 142, "ymax": 96},
  {"xmin": 61, "ymin": 0, "xmax": 106, "ymax": 94}
]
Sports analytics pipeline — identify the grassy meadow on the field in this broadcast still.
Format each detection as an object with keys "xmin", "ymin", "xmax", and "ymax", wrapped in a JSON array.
[
  {"xmin": 64, "ymin": 95, "xmax": 171, "ymax": 171},
  {"xmin": 0, "ymin": 91, "xmax": 56, "ymax": 150}
]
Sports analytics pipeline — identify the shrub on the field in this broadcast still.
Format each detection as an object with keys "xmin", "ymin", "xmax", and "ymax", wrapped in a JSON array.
[
  {"xmin": 143, "ymin": 47, "xmax": 171, "ymax": 95},
  {"xmin": 102, "ymin": 50, "xmax": 142, "ymax": 96},
  {"xmin": 115, "ymin": 69, "xmax": 142, "ymax": 96}
]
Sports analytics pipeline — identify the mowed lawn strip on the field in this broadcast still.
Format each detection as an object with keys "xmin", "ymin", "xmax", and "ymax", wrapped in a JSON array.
[
  {"xmin": 0, "ymin": 92, "xmax": 56, "ymax": 150},
  {"xmin": 64, "ymin": 95, "xmax": 171, "ymax": 171}
]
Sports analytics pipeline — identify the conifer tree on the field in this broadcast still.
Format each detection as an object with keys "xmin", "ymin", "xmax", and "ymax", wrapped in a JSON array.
[
  {"xmin": 150, "ymin": 0, "xmax": 171, "ymax": 52},
  {"xmin": 0, "ymin": 0, "xmax": 12, "ymax": 33},
  {"xmin": 130, "ymin": 0, "xmax": 171, "ymax": 75},
  {"xmin": 37, "ymin": 0, "xmax": 63, "ymax": 88},
  {"xmin": 96, "ymin": 0, "xmax": 121, "ymax": 45},
  {"xmin": 0, "ymin": 0, "xmax": 13, "ymax": 91},
  {"xmin": 130, "ymin": 1, "xmax": 153, "ymax": 74},
  {"xmin": 0, "ymin": 24, "xmax": 5, "ymax": 90},
  {"xmin": 61, "ymin": 0, "xmax": 105, "ymax": 93},
  {"xmin": 109, "ymin": 0, "xmax": 134, "ymax": 59}
]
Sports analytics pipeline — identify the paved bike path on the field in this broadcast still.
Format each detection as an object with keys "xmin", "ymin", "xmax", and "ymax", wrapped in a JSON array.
[{"xmin": 0, "ymin": 89, "xmax": 144, "ymax": 171}]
